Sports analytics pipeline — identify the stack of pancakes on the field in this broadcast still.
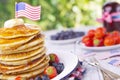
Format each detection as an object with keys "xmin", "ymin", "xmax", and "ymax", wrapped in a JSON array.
[{"xmin": 0, "ymin": 25, "xmax": 49, "ymax": 80}]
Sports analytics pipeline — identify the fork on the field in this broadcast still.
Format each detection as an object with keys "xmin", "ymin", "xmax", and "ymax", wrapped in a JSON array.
[
  {"xmin": 84, "ymin": 60, "xmax": 114, "ymax": 80},
  {"xmin": 91, "ymin": 57, "xmax": 120, "ymax": 80}
]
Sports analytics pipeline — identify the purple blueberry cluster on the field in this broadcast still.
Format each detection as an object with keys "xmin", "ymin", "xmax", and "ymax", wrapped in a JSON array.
[
  {"xmin": 51, "ymin": 62, "xmax": 64, "ymax": 74},
  {"xmin": 51, "ymin": 30, "xmax": 85, "ymax": 40}
]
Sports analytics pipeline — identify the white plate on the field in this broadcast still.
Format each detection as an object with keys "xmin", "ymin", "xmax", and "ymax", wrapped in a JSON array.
[
  {"xmin": 78, "ymin": 42, "xmax": 120, "ymax": 51},
  {"xmin": 47, "ymin": 51, "xmax": 79, "ymax": 80},
  {"xmin": 44, "ymin": 29, "xmax": 85, "ymax": 44}
]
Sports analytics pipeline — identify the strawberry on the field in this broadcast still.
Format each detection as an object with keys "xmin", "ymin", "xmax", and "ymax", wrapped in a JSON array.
[
  {"xmin": 82, "ymin": 36, "xmax": 90, "ymax": 43},
  {"xmin": 104, "ymin": 36, "xmax": 115, "ymax": 46},
  {"xmin": 93, "ymin": 38, "xmax": 104, "ymax": 47},
  {"xmin": 84, "ymin": 39, "xmax": 93, "ymax": 47},
  {"xmin": 44, "ymin": 66, "xmax": 57, "ymax": 79},
  {"xmin": 49, "ymin": 54, "xmax": 59, "ymax": 63},
  {"xmin": 15, "ymin": 76, "xmax": 25, "ymax": 80},
  {"xmin": 94, "ymin": 27, "xmax": 106, "ymax": 38},
  {"xmin": 87, "ymin": 29, "xmax": 95, "ymax": 38}
]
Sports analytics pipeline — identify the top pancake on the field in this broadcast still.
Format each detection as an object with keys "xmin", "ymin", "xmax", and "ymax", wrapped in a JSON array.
[{"xmin": 0, "ymin": 25, "xmax": 40, "ymax": 39}]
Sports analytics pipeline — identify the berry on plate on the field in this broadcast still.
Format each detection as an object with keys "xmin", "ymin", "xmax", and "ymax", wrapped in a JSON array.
[
  {"xmin": 87, "ymin": 29, "xmax": 95, "ymax": 38},
  {"xmin": 104, "ymin": 36, "xmax": 115, "ymax": 46},
  {"xmin": 44, "ymin": 66, "xmax": 57, "ymax": 79},
  {"xmin": 82, "ymin": 36, "xmax": 93, "ymax": 47},
  {"xmin": 84, "ymin": 39, "xmax": 93, "ymax": 47},
  {"xmin": 94, "ymin": 27, "xmax": 106, "ymax": 38},
  {"xmin": 82, "ymin": 36, "xmax": 91, "ymax": 43},
  {"xmin": 15, "ymin": 76, "xmax": 26, "ymax": 80},
  {"xmin": 49, "ymin": 53, "xmax": 59, "ymax": 63},
  {"xmin": 41, "ymin": 75, "xmax": 50, "ymax": 80},
  {"xmin": 35, "ymin": 76, "xmax": 42, "ymax": 80},
  {"xmin": 93, "ymin": 38, "xmax": 104, "ymax": 47},
  {"xmin": 52, "ymin": 62, "xmax": 64, "ymax": 74}
]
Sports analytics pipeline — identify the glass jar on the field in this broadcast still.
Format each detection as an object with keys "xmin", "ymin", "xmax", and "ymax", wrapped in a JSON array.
[{"xmin": 102, "ymin": 2, "xmax": 120, "ymax": 32}]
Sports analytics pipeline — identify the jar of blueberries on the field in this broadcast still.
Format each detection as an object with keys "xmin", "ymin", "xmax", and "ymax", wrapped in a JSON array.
[{"xmin": 102, "ymin": 1, "xmax": 120, "ymax": 32}]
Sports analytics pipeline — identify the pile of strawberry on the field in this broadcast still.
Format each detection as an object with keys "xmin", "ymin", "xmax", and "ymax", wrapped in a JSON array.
[{"xmin": 82, "ymin": 27, "xmax": 120, "ymax": 47}]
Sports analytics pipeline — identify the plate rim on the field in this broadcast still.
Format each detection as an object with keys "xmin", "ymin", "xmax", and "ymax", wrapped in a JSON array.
[{"xmin": 78, "ymin": 42, "xmax": 120, "ymax": 51}]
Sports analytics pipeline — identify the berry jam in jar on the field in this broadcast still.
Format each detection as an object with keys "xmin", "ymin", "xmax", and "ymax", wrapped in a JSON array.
[{"xmin": 102, "ymin": 2, "xmax": 120, "ymax": 32}]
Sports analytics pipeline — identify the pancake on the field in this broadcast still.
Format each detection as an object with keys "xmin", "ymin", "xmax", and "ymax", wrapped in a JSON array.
[
  {"xmin": 0, "ymin": 34, "xmax": 44, "ymax": 54},
  {"xmin": 14, "ymin": 35, "xmax": 44, "ymax": 51},
  {"xmin": 0, "ymin": 57, "xmax": 49, "ymax": 80},
  {"xmin": 0, "ymin": 25, "xmax": 40, "ymax": 39},
  {"xmin": 0, "ymin": 55, "xmax": 49, "ymax": 74},
  {"xmin": 5, "ymin": 56, "xmax": 49, "ymax": 74},
  {"xmin": 0, "ymin": 35, "xmax": 35, "ymax": 53},
  {"xmin": 0, "ymin": 49, "xmax": 46, "ymax": 65},
  {"xmin": 0, "ymin": 64, "xmax": 48, "ymax": 80},
  {"xmin": 0, "ymin": 55, "xmax": 48, "ymax": 74},
  {"xmin": 0, "ymin": 47, "xmax": 45, "ymax": 62},
  {"xmin": 1, "ymin": 41, "xmax": 44, "ymax": 54}
]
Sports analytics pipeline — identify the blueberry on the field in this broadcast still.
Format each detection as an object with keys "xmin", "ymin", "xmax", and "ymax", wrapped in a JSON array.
[
  {"xmin": 63, "ymin": 36, "xmax": 68, "ymax": 40},
  {"xmin": 51, "ymin": 35, "xmax": 58, "ymax": 40},
  {"xmin": 51, "ymin": 62, "xmax": 58, "ymax": 67},
  {"xmin": 41, "ymin": 75, "xmax": 50, "ymax": 80},
  {"xmin": 51, "ymin": 30, "xmax": 85, "ymax": 40},
  {"xmin": 76, "ymin": 32, "xmax": 85, "ymax": 37},
  {"xmin": 56, "ymin": 63, "xmax": 64, "ymax": 74},
  {"xmin": 35, "ymin": 76, "xmax": 42, "ymax": 80},
  {"xmin": 79, "ymin": 61, "xmax": 83, "ymax": 65},
  {"xmin": 74, "ymin": 77, "xmax": 81, "ymax": 80},
  {"xmin": 51, "ymin": 62, "xmax": 64, "ymax": 74}
]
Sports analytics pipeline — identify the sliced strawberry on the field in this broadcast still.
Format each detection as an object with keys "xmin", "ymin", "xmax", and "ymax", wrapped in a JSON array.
[
  {"xmin": 44, "ymin": 66, "xmax": 57, "ymax": 79},
  {"xmin": 49, "ymin": 54, "xmax": 59, "ymax": 63},
  {"xmin": 93, "ymin": 38, "xmax": 104, "ymax": 47}
]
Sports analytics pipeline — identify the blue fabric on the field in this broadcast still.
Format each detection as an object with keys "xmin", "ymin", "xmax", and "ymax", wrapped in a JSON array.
[
  {"xmin": 110, "ymin": 50, "xmax": 120, "ymax": 54},
  {"xmin": 112, "ymin": 15, "xmax": 120, "ymax": 19},
  {"xmin": 108, "ymin": 59, "xmax": 118, "ymax": 65},
  {"xmin": 16, "ymin": 2, "xmax": 25, "ymax": 11}
]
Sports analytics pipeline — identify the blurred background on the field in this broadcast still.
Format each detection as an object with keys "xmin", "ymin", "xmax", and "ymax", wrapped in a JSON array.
[{"xmin": 0, "ymin": 0, "xmax": 119, "ymax": 30}]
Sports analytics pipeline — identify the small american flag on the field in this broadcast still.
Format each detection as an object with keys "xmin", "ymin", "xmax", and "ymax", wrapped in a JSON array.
[{"xmin": 15, "ymin": 2, "xmax": 41, "ymax": 20}]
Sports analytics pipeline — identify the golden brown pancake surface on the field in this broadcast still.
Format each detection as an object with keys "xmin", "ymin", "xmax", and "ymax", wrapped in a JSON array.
[{"xmin": 0, "ymin": 25, "xmax": 40, "ymax": 39}]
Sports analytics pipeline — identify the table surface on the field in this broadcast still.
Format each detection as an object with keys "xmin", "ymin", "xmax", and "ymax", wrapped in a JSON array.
[{"xmin": 44, "ymin": 26, "xmax": 104, "ymax": 80}]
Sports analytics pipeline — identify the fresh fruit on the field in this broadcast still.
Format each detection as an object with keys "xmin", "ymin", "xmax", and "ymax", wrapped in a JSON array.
[
  {"xmin": 95, "ymin": 27, "xmax": 106, "ymax": 38},
  {"xmin": 15, "ymin": 76, "xmax": 25, "ymax": 80},
  {"xmin": 82, "ymin": 36, "xmax": 91, "ymax": 43},
  {"xmin": 82, "ymin": 27, "xmax": 120, "ymax": 47},
  {"xmin": 41, "ymin": 75, "xmax": 50, "ymax": 80},
  {"xmin": 104, "ymin": 36, "xmax": 115, "ymax": 46},
  {"xmin": 118, "ymin": 36, "xmax": 120, "ymax": 44},
  {"xmin": 44, "ymin": 66, "xmax": 57, "ymax": 79},
  {"xmin": 51, "ymin": 30, "xmax": 85, "ymax": 40},
  {"xmin": 112, "ymin": 31, "xmax": 120, "ymax": 36},
  {"xmin": 111, "ymin": 31, "xmax": 120, "ymax": 44},
  {"xmin": 52, "ymin": 62, "xmax": 64, "ymax": 74},
  {"xmin": 35, "ymin": 76, "xmax": 42, "ymax": 80},
  {"xmin": 84, "ymin": 39, "xmax": 93, "ymax": 47},
  {"xmin": 93, "ymin": 38, "xmax": 104, "ymax": 46},
  {"xmin": 15, "ymin": 76, "xmax": 21, "ymax": 80},
  {"xmin": 113, "ymin": 35, "xmax": 120, "ymax": 44},
  {"xmin": 87, "ymin": 29, "xmax": 95, "ymax": 38},
  {"xmin": 49, "ymin": 54, "xmax": 59, "ymax": 63}
]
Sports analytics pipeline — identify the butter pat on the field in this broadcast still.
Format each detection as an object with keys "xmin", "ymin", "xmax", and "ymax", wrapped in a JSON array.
[{"xmin": 4, "ymin": 18, "xmax": 24, "ymax": 28}]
